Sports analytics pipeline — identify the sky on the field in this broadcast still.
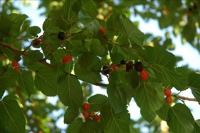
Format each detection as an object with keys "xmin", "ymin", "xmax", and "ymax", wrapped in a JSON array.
[{"xmin": 8, "ymin": 0, "xmax": 200, "ymax": 130}]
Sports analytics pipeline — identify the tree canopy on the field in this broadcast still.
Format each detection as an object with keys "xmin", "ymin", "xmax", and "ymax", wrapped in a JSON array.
[{"xmin": 0, "ymin": 0, "xmax": 200, "ymax": 133}]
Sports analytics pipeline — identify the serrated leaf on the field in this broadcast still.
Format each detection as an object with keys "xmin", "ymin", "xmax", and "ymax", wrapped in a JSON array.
[
  {"xmin": 134, "ymin": 82, "xmax": 164, "ymax": 111},
  {"xmin": 140, "ymin": 109, "xmax": 156, "ymax": 122},
  {"xmin": 156, "ymin": 102, "xmax": 171, "ymax": 121},
  {"xmin": 0, "ymin": 96, "xmax": 26, "ymax": 133},
  {"xmin": 188, "ymin": 72, "xmax": 200, "ymax": 102},
  {"xmin": 119, "ymin": 17, "xmax": 144, "ymax": 46},
  {"xmin": 67, "ymin": 118, "xmax": 83, "ymax": 133},
  {"xmin": 64, "ymin": 106, "xmax": 79, "ymax": 124},
  {"xmin": 35, "ymin": 66, "xmax": 57, "ymax": 96},
  {"xmin": 105, "ymin": 110, "xmax": 130, "ymax": 133},
  {"xmin": 90, "ymin": 39, "xmax": 107, "ymax": 56},
  {"xmin": 57, "ymin": 75, "xmax": 83, "ymax": 107},
  {"xmin": 28, "ymin": 26, "xmax": 41, "ymax": 37},
  {"xmin": 18, "ymin": 70, "xmax": 35, "ymax": 97},
  {"xmin": 28, "ymin": 50, "xmax": 43, "ymax": 62},
  {"xmin": 62, "ymin": 0, "xmax": 77, "ymax": 21},
  {"xmin": 167, "ymin": 103, "xmax": 194, "ymax": 133},
  {"xmin": 78, "ymin": 52, "xmax": 98, "ymax": 68},
  {"xmin": 81, "ymin": 0, "xmax": 98, "ymax": 18},
  {"xmin": 88, "ymin": 94, "xmax": 108, "ymax": 112},
  {"xmin": 194, "ymin": 120, "xmax": 200, "ymax": 133},
  {"xmin": 107, "ymin": 83, "xmax": 127, "ymax": 113},
  {"xmin": 81, "ymin": 120, "xmax": 100, "ymax": 133}
]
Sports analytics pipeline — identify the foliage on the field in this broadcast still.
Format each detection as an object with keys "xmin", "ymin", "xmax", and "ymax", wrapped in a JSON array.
[{"xmin": 0, "ymin": 0, "xmax": 200, "ymax": 133}]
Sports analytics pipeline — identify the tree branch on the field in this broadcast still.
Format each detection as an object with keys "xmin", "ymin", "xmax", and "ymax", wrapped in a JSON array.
[
  {"xmin": 93, "ymin": 82, "xmax": 108, "ymax": 87},
  {"xmin": 171, "ymin": 94, "xmax": 199, "ymax": 103}
]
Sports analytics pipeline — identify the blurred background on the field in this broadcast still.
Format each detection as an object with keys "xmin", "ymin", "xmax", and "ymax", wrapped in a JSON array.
[{"xmin": 1, "ymin": 0, "xmax": 200, "ymax": 133}]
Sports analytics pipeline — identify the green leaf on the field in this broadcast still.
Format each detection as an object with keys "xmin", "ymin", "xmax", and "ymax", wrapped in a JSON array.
[
  {"xmin": 90, "ymin": 39, "xmax": 107, "ymax": 56},
  {"xmin": 67, "ymin": 118, "xmax": 83, "ymax": 133},
  {"xmin": 134, "ymin": 82, "xmax": 164, "ymax": 111},
  {"xmin": 62, "ymin": 0, "xmax": 77, "ymax": 21},
  {"xmin": 188, "ymin": 72, "xmax": 200, "ymax": 102},
  {"xmin": 57, "ymin": 75, "xmax": 83, "ymax": 107},
  {"xmin": 140, "ymin": 109, "xmax": 156, "ymax": 122},
  {"xmin": 105, "ymin": 110, "xmax": 130, "ymax": 133},
  {"xmin": 78, "ymin": 10, "xmax": 93, "ymax": 24},
  {"xmin": 81, "ymin": 0, "xmax": 98, "ymax": 18},
  {"xmin": 35, "ymin": 66, "xmax": 57, "ymax": 96},
  {"xmin": 0, "ymin": 96, "xmax": 26, "ymax": 133},
  {"xmin": 156, "ymin": 102, "xmax": 171, "ymax": 121},
  {"xmin": 18, "ymin": 70, "xmax": 35, "ymax": 97},
  {"xmin": 194, "ymin": 120, "xmax": 200, "ymax": 133},
  {"xmin": 42, "ymin": 18, "xmax": 60, "ymax": 33},
  {"xmin": 27, "ymin": 50, "xmax": 43, "ymax": 62},
  {"xmin": 119, "ymin": 17, "xmax": 144, "ymax": 46},
  {"xmin": 81, "ymin": 120, "xmax": 100, "ymax": 133},
  {"xmin": 78, "ymin": 52, "xmax": 98, "ymax": 68},
  {"xmin": 107, "ymin": 83, "xmax": 127, "ymax": 113},
  {"xmin": 64, "ymin": 106, "xmax": 79, "ymax": 124},
  {"xmin": 167, "ymin": 103, "xmax": 194, "ymax": 133},
  {"xmin": 88, "ymin": 94, "xmax": 108, "ymax": 112},
  {"xmin": 28, "ymin": 26, "xmax": 41, "ymax": 37}
]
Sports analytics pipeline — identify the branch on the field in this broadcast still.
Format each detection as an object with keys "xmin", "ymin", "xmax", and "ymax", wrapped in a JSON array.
[
  {"xmin": 171, "ymin": 94, "xmax": 199, "ymax": 103},
  {"xmin": 93, "ymin": 82, "xmax": 108, "ymax": 87}
]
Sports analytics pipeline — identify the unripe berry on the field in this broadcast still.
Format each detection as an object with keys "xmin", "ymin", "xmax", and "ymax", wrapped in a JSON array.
[
  {"xmin": 12, "ymin": 60, "xmax": 18, "ymax": 67},
  {"xmin": 134, "ymin": 61, "xmax": 143, "ymax": 72},
  {"xmin": 140, "ymin": 69, "xmax": 148, "ymax": 81},
  {"xmin": 166, "ymin": 96, "xmax": 172, "ymax": 104},
  {"xmin": 62, "ymin": 55, "xmax": 72, "ymax": 64},
  {"xmin": 57, "ymin": 32, "xmax": 65, "ymax": 40},
  {"xmin": 82, "ymin": 111, "xmax": 89, "ymax": 118},
  {"xmin": 93, "ymin": 115, "xmax": 100, "ymax": 121},
  {"xmin": 164, "ymin": 88, "xmax": 171, "ymax": 96},
  {"xmin": 82, "ymin": 103, "xmax": 90, "ymax": 111},
  {"xmin": 100, "ymin": 26, "xmax": 105, "ymax": 34},
  {"xmin": 32, "ymin": 39, "xmax": 41, "ymax": 47}
]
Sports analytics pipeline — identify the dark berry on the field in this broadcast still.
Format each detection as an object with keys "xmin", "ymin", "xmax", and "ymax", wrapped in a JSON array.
[
  {"xmin": 102, "ymin": 66, "xmax": 110, "ymax": 75},
  {"xmin": 126, "ymin": 61, "xmax": 133, "ymax": 72},
  {"xmin": 134, "ymin": 61, "xmax": 143, "ymax": 72},
  {"xmin": 32, "ymin": 39, "xmax": 41, "ymax": 47},
  {"xmin": 120, "ymin": 60, "xmax": 126, "ymax": 64},
  {"xmin": 57, "ymin": 32, "xmax": 65, "ymax": 40}
]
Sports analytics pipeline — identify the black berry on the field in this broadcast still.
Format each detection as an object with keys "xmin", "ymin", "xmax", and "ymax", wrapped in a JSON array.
[
  {"xmin": 126, "ymin": 61, "xmax": 133, "ymax": 72},
  {"xmin": 102, "ymin": 66, "xmax": 110, "ymax": 75},
  {"xmin": 120, "ymin": 60, "xmax": 126, "ymax": 64},
  {"xmin": 134, "ymin": 61, "xmax": 143, "ymax": 72},
  {"xmin": 57, "ymin": 32, "xmax": 65, "ymax": 40}
]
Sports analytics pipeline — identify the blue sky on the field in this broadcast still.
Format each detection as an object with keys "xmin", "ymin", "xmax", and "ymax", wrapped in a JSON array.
[{"xmin": 11, "ymin": 0, "xmax": 200, "ymax": 129}]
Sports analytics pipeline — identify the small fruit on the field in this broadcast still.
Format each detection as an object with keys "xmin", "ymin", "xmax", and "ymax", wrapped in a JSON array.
[
  {"xmin": 102, "ymin": 66, "xmax": 110, "ymax": 75},
  {"xmin": 111, "ymin": 63, "xmax": 118, "ymax": 71},
  {"xmin": 32, "ymin": 39, "xmax": 41, "ymax": 47},
  {"xmin": 120, "ymin": 60, "xmax": 126, "ymax": 65},
  {"xmin": 134, "ymin": 61, "xmax": 143, "ymax": 72},
  {"xmin": 126, "ymin": 61, "xmax": 133, "ymax": 72},
  {"xmin": 89, "ymin": 112, "xmax": 95, "ymax": 117},
  {"xmin": 62, "ymin": 55, "xmax": 72, "ymax": 64},
  {"xmin": 12, "ymin": 60, "xmax": 18, "ymax": 67},
  {"xmin": 57, "ymin": 32, "xmax": 65, "ymax": 40},
  {"xmin": 140, "ymin": 69, "xmax": 148, "ymax": 81},
  {"xmin": 93, "ymin": 115, "xmax": 100, "ymax": 121},
  {"xmin": 166, "ymin": 96, "xmax": 172, "ymax": 104},
  {"xmin": 82, "ymin": 103, "xmax": 90, "ymax": 111},
  {"xmin": 164, "ymin": 88, "xmax": 171, "ymax": 96},
  {"xmin": 82, "ymin": 111, "xmax": 89, "ymax": 118},
  {"xmin": 14, "ymin": 67, "xmax": 20, "ymax": 72},
  {"xmin": 100, "ymin": 26, "xmax": 105, "ymax": 34}
]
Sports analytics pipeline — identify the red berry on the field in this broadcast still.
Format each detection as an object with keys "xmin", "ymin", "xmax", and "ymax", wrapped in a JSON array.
[
  {"xmin": 12, "ymin": 60, "xmax": 18, "ymax": 67},
  {"xmin": 89, "ymin": 112, "xmax": 95, "ymax": 117},
  {"xmin": 32, "ymin": 39, "xmax": 41, "ymax": 47},
  {"xmin": 140, "ymin": 69, "xmax": 148, "ymax": 81},
  {"xmin": 100, "ymin": 26, "xmax": 105, "ymax": 34},
  {"xmin": 166, "ymin": 96, "xmax": 172, "ymax": 104},
  {"xmin": 82, "ymin": 103, "xmax": 90, "ymax": 111},
  {"xmin": 111, "ymin": 63, "xmax": 118, "ymax": 71},
  {"xmin": 62, "ymin": 55, "xmax": 72, "ymax": 64},
  {"xmin": 82, "ymin": 111, "xmax": 89, "ymax": 118},
  {"xmin": 14, "ymin": 67, "xmax": 20, "ymax": 72},
  {"xmin": 164, "ymin": 88, "xmax": 171, "ymax": 96},
  {"xmin": 93, "ymin": 115, "xmax": 100, "ymax": 121}
]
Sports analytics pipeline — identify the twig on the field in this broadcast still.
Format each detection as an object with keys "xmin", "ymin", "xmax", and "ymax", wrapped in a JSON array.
[
  {"xmin": 171, "ymin": 94, "xmax": 199, "ymax": 103},
  {"xmin": 93, "ymin": 83, "xmax": 108, "ymax": 87}
]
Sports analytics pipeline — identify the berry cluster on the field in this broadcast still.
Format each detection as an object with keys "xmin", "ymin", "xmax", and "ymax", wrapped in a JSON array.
[
  {"xmin": 101, "ymin": 63, "xmax": 119, "ymax": 75},
  {"xmin": 12, "ymin": 60, "xmax": 20, "ymax": 72},
  {"xmin": 81, "ymin": 103, "xmax": 100, "ymax": 122},
  {"xmin": 62, "ymin": 55, "xmax": 72, "ymax": 64},
  {"xmin": 164, "ymin": 88, "xmax": 172, "ymax": 104}
]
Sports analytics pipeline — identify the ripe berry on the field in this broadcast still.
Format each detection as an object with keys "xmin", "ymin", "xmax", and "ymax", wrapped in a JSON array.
[
  {"xmin": 166, "ymin": 96, "xmax": 172, "ymax": 104},
  {"xmin": 62, "ymin": 55, "xmax": 72, "ymax": 64},
  {"xmin": 102, "ymin": 66, "xmax": 110, "ymax": 75},
  {"xmin": 126, "ymin": 61, "xmax": 133, "ymax": 72},
  {"xmin": 93, "ymin": 115, "xmax": 100, "ymax": 121},
  {"xmin": 100, "ymin": 26, "xmax": 105, "ymax": 34},
  {"xmin": 140, "ymin": 69, "xmax": 148, "ymax": 81},
  {"xmin": 82, "ymin": 111, "xmax": 89, "ymax": 118},
  {"xmin": 120, "ymin": 60, "xmax": 126, "ymax": 64},
  {"xmin": 32, "ymin": 39, "xmax": 41, "ymax": 47},
  {"xmin": 57, "ymin": 32, "xmax": 65, "ymax": 40},
  {"xmin": 14, "ymin": 67, "xmax": 20, "ymax": 72},
  {"xmin": 82, "ymin": 103, "xmax": 90, "ymax": 111},
  {"xmin": 12, "ymin": 60, "xmax": 18, "ymax": 67},
  {"xmin": 134, "ymin": 61, "xmax": 143, "ymax": 72},
  {"xmin": 164, "ymin": 88, "xmax": 171, "ymax": 96},
  {"xmin": 111, "ymin": 63, "xmax": 118, "ymax": 71}
]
